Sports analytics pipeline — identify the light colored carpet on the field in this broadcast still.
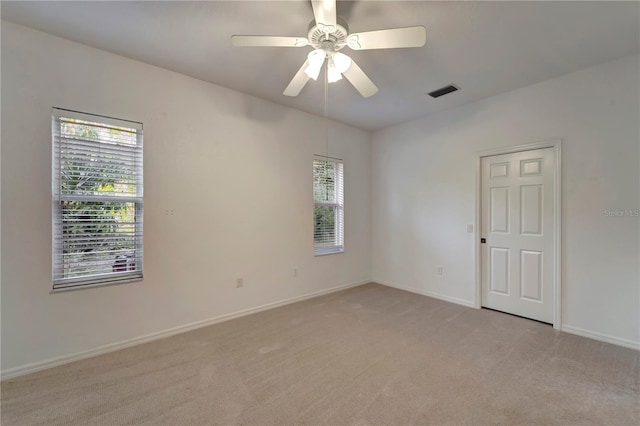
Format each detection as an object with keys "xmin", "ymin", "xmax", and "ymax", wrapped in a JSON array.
[{"xmin": 2, "ymin": 283, "xmax": 638, "ymax": 425}]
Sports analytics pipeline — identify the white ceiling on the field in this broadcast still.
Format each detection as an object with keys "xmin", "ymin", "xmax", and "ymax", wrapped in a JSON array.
[{"xmin": 2, "ymin": 1, "xmax": 639, "ymax": 131}]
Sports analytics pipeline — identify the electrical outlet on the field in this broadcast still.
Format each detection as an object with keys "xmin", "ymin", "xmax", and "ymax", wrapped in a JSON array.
[
  {"xmin": 437, "ymin": 266, "xmax": 443, "ymax": 275},
  {"xmin": 467, "ymin": 224, "xmax": 473, "ymax": 233},
  {"xmin": 236, "ymin": 278, "xmax": 243, "ymax": 288},
  {"xmin": 293, "ymin": 268, "xmax": 298, "ymax": 277}
]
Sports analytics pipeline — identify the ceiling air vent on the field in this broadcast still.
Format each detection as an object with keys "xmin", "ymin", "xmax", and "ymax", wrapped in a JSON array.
[{"xmin": 428, "ymin": 84, "xmax": 459, "ymax": 98}]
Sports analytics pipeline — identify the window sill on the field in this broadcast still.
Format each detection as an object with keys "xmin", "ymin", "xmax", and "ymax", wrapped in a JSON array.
[
  {"xmin": 51, "ymin": 275, "xmax": 143, "ymax": 293},
  {"xmin": 314, "ymin": 248, "xmax": 344, "ymax": 257}
]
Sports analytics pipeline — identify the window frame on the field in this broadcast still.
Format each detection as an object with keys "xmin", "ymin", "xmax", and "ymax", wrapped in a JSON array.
[
  {"xmin": 51, "ymin": 108, "xmax": 144, "ymax": 290},
  {"xmin": 313, "ymin": 156, "xmax": 344, "ymax": 256}
]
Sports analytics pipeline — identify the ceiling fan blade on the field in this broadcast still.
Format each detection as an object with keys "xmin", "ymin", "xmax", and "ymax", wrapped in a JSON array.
[
  {"xmin": 347, "ymin": 26, "xmax": 426, "ymax": 50},
  {"xmin": 283, "ymin": 60, "xmax": 312, "ymax": 97},
  {"xmin": 232, "ymin": 35, "xmax": 309, "ymax": 47},
  {"xmin": 342, "ymin": 58, "xmax": 378, "ymax": 98},
  {"xmin": 311, "ymin": 0, "xmax": 337, "ymax": 33}
]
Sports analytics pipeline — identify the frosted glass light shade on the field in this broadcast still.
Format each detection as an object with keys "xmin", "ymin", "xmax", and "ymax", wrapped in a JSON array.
[
  {"xmin": 305, "ymin": 49, "xmax": 325, "ymax": 80},
  {"xmin": 332, "ymin": 52, "xmax": 352, "ymax": 73}
]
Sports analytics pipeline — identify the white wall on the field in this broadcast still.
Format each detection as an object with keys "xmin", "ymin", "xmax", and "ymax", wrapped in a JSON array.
[
  {"xmin": 2, "ymin": 21, "xmax": 638, "ymax": 379},
  {"xmin": 372, "ymin": 54, "xmax": 640, "ymax": 348},
  {"xmin": 0, "ymin": 22, "xmax": 372, "ymax": 376}
]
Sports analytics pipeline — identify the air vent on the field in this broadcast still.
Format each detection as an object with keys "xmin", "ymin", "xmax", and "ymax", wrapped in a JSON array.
[{"xmin": 428, "ymin": 85, "xmax": 459, "ymax": 98}]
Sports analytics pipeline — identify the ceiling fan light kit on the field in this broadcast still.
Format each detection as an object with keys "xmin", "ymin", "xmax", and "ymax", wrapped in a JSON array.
[{"xmin": 231, "ymin": 0, "xmax": 426, "ymax": 98}]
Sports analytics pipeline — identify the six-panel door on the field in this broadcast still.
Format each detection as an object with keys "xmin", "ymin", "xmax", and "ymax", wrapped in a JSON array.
[{"xmin": 481, "ymin": 148, "xmax": 555, "ymax": 323}]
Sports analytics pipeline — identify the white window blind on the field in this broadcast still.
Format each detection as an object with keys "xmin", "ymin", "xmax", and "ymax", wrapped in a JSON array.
[
  {"xmin": 52, "ymin": 108, "xmax": 143, "ymax": 289},
  {"xmin": 313, "ymin": 157, "xmax": 344, "ymax": 255}
]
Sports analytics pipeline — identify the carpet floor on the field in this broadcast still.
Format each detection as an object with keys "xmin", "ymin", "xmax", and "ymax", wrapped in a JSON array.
[{"xmin": 2, "ymin": 283, "xmax": 638, "ymax": 425}]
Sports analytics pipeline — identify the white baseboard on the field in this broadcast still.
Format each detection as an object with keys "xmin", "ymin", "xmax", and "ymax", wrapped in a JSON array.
[
  {"xmin": 561, "ymin": 325, "xmax": 640, "ymax": 351},
  {"xmin": 375, "ymin": 280, "xmax": 476, "ymax": 308},
  {"xmin": 1, "ymin": 280, "xmax": 370, "ymax": 381}
]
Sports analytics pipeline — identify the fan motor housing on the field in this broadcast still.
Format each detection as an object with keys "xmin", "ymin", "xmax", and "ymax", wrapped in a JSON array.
[{"xmin": 307, "ymin": 18, "xmax": 349, "ymax": 51}]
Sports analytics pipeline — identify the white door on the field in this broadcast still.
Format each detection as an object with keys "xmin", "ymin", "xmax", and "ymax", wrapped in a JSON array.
[{"xmin": 481, "ymin": 148, "xmax": 555, "ymax": 323}]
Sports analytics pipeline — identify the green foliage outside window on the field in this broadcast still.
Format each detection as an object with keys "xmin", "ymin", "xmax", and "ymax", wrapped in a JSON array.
[
  {"xmin": 313, "ymin": 159, "xmax": 343, "ymax": 252},
  {"xmin": 59, "ymin": 120, "xmax": 137, "ymax": 278}
]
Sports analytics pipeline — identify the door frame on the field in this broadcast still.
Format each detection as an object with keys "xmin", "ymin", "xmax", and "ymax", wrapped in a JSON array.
[{"xmin": 474, "ymin": 139, "xmax": 562, "ymax": 329}]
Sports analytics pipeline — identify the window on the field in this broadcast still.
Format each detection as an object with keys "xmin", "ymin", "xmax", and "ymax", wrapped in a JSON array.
[
  {"xmin": 52, "ymin": 108, "xmax": 143, "ymax": 289},
  {"xmin": 313, "ymin": 157, "xmax": 344, "ymax": 255}
]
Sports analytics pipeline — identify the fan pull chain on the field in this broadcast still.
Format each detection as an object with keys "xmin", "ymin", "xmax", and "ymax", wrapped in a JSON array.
[
  {"xmin": 324, "ymin": 61, "xmax": 330, "ymax": 202},
  {"xmin": 324, "ymin": 56, "xmax": 329, "ymax": 161}
]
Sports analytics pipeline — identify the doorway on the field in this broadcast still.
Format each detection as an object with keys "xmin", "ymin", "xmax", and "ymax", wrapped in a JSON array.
[{"xmin": 476, "ymin": 141, "xmax": 561, "ymax": 327}]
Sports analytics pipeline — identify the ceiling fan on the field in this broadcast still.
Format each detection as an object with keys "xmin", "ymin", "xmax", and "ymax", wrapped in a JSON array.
[{"xmin": 231, "ymin": 0, "xmax": 426, "ymax": 98}]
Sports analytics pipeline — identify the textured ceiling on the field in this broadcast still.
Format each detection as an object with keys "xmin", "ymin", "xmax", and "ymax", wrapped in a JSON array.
[{"xmin": 2, "ymin": 1, "xmax": 639, "ymax": 131}]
